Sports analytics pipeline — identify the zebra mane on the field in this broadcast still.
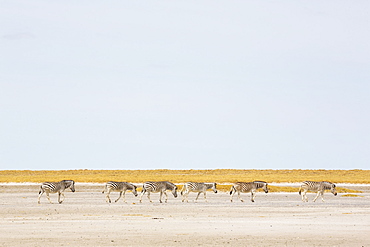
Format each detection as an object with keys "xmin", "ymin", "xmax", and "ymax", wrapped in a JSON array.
[
  {"xmin": 322, "ymin": 181, "xmax": 335, "ymax": 187},
  {"xmin": 61, "ymin": 180, "xmax": 74, "ymax": 183},
  {"xmin": 253, "ymin": 181, "xmax": 267, "ymax": 184},
  {"xmin": 122, "ymin": 182, "xmax": 136, "ymax": 189},
  {"xmin": 164, "ymin": 181, "xmax": 177, "ymax": 189},
  {"xmin": 61, "ymin": 180, "xmax": 74, "ymax": 187},
  {"xmin": 205, "ymin": 183, "xmax": 216, "ymax": 188}
]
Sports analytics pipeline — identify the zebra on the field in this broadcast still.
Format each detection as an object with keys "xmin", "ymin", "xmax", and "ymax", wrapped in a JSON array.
[
  {"xmin": 180, "ymin": 182, "xmax": 217, "ymax": 202},
  {"xmin": 298, "ymin": 181, "xmax": 338, "ymax": 202},
  {"xmin": 139, "ymin": 181, "xmax": 178, "ymax": 203},
  {"xmin": 102, "ymin": 181, "xmax": 138, "ymax": 203},
  {"xmin": 229, "ymin": 181, "xmax": 269, "ymax": 202},
  {"xmin": 38, "ymin": 180, "xmax": 75, "ymax": 204}
]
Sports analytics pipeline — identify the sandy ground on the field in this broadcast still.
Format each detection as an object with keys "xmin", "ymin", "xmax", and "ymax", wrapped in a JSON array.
[{"xmin": 0, "ymin": 184, "xmax": 369, "ymax": 247}]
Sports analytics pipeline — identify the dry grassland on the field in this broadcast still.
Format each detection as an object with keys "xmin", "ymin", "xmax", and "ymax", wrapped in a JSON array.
[
  {"xmin": 1, "ymin": 169, "xmax": 369, "ymax": 183},
  {"xmin": 1, "ymin": 169, "xmax": 368, "ymax": 193}
]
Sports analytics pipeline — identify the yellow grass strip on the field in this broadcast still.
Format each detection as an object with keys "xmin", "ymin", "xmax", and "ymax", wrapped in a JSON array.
[
  {"xmin": 336, "ymin": 187, "xmax": 362, "ymax": 193},
  {"xmin": 341, "ymin": 194, "xmax": 364, "ymax": 197},
  {"xmin": 0, "ymin": 169, "xmax": 369, "ymax": 184},
  {"xmin": 216, "ymin": 185, "xmax": 362, "ymax": 193}
]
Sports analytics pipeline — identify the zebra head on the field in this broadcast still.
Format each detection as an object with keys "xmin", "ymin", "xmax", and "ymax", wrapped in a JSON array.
[
  {"xmin": 170, "ymin": 183, "xmax": 178, "ymax": 198},
  {"xmin": 63, "ymin": 180, "xmax": 75, "ymax": 192},
  {"xmin": 330, "ymin": 183, "xmax": 337, "ymax": 196},
  {"xmin": 211, "ymin": 183, "xmax": 218, "ymax": 193},
  {"xmin": 132, "ymin": 185, "xmax": 138, "ymax": 197},
  {"xmin": 255, "ymin": 181, "xmax": 268, "ymax": 193}
]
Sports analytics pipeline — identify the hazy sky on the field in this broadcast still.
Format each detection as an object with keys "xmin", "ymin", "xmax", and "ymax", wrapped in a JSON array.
[{"xmin": 1, "ymin": 1, "xmax": 369, "ymax": 170}]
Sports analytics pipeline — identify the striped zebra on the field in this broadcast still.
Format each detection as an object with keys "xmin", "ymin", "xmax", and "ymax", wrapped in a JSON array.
[
  {"xmin": 229, "ymin": 181, "xmax": 269, "ymax": 202},
  {"xmin": 102, "ymin": 181, "xmax": 138, "ymax": 203},
  {"xmin": 139, "ymin": 181, "xmax": 178, "ymax": 203},
  {"xmin": 38, "ymin": 180, "xmax": 75, "ymax": 204},
  {"xmin": 180, "ymin": 182, "xmax": 217, "ymax": 202},
  {"xmin": 298, "ymin": 181, "xmax": 338, "ymax": 202}
]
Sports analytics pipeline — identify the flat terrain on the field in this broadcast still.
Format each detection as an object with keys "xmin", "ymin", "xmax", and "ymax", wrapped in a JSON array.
[{"xmin": 0, "ymin": 184, "xmax": 369, "ymax": 247}]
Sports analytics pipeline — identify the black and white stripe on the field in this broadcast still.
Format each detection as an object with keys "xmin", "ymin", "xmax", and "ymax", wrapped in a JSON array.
[
  {"xmin": 38, "ymin": 180, "xmax": 75, "ymax": 204},
  {"xmin": 180, "ymin": 182, "xmax": 217, "ymax": 202},
  {"xmin": 102, "ymin": 181, "xmax": 138, "ymax": 203},
  {"xmin": 139, "ymin": 181, "xmax": 178, "ymax": 203},
  {"xmin": 298, "ymin": 181, "xmax": 337, "ymax": 202},
  {"xmin": 229, "ymin": 181, "xmax": 269, "ymax": 202}
]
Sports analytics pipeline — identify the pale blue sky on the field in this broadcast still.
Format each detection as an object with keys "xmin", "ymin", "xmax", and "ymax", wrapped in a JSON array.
[{"xmin": 1, "ymin": 1, "xmax": 369, "ymax": 170}]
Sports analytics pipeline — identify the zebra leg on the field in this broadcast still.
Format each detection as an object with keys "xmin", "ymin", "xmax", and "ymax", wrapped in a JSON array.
[
  {"xmin": 163, "ymin": 191, "xmax": 168, "ymax": 203},
  {"xmin": 300, "ymin": 189, "xmax": 305, "ymax": 202},
  {"xmin": 181, "ymin": 191, "xmax": 185, "ymax": 202},
  {"xmin": 251, "ymin": 191, "xmax": 255, "ymax": 202},
  {"xmin": 115, "ymin": 191, "xmax": 123, "ymax": 203},
  {"xmin": 318, "ymin": 189, "xmax": 325, "ymax": 202},
  {"xmin": 122, "ymin": 191, "xmax": 127, "ymax": 203},
  {"xmin": 203, "ymin": 192, "xmax": 207, "ymax": 202},
  {"xmin": 38, "ymin": 190, "xmax": 44, "ymax": 204},
  {"xmin": 320, "ymin": 192, "xmax": 325, "ymax": 202},
  {"xmin": 46, "ymin": 191, "xmax": 53, "ymax": 204},
  {"xmin": 186, "ymin": 191, "xmax": 190, "ymax": 202},
  {"xmin": 180, "ymin": 186, "xmax": 185, "ymax": 197},
  {"xmin": 303, "ymin": 190, "xmax": 309, "ymax": 202},
  {"xmin": 159, "ymin": 191, "xmax": 163, "ymax": 203},
  {"xmin": 195, "ymin": 192, "xmax": 201, "ymax": 202},
  {"xmin": 59, "ymin": 192, "xmax": 65, "ymax": 204},
  {"xmin": 102, "ymin": 185, "xmax": 107, "ymax": 194},
  {"xmin": 182, "ymin": 191, "xmax": 188, "ymax": 202},
  {"xmin": 238, "ymin": 191, "xmax": 244, "ymax": 202},
  {"xmin": 106, "ymin": 190, "xmax": 112, "ymax": 203},
  {"xmin": 139, "ymin": 190, "xmax": 145, "ymax": 203},
  {"xmin": 314, "ymin": 191, "xmax": 325, "ymax": 202},
  {"xmin": 313, "ymin": 191, "xmax": 321, "ymax": 202},
  {"xmin": 147, "ymin": 191, "xmax": 152, "ymax": 203},
  {"xmin": 230, "ymin": 190, "xmax": 234, "ymax": 202}
]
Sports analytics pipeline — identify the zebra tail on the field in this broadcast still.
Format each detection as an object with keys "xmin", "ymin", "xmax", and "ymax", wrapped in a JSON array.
[
  {"xmin": 298, "ymin": 186, "xmax": 302, "ymax": 195},
  {"xmin": 38, "ymin": 186, "xmax": 42, "ymax": 194},
  {"xmin": 141, "ymin": 186, "xmax": 146, "ymax": 194},
  {"xmin": 180, "ymin": 185, "xmax": 185, "ymax": 196}
]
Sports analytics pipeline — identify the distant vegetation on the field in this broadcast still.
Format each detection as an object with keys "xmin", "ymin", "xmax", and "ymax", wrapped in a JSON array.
[
  {"xmin": 1, "ymin": 169, "xmax": 369, "ymax": 184},
  {"xmin": 1, "ymin": 169, "xmax": 367, "ymax": 193}
]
